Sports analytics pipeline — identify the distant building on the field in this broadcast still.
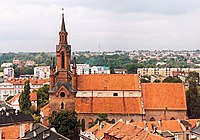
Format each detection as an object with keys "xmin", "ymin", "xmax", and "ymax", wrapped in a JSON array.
[
  {"xmin": 13, "ymin": 59, "xmax": 25, "ymax": 67},
  {"xmin": 72, "ymin": 64, "xmax": 110, "ymax": 75},
  {"xmin": 7, "ymin": 92, "xmax": 37, "ymax": 111},
  {"xmin": 114, "ymin": 68, "xmax": 127, "ymax": 74},
  {"xmin": 1, "ymin": 63, "xmax": 13, "ymax": 68},
  {"xmin": 25, "ymin": 60, "xmax": 35, "ymax": 67},
  {"xmin": 34, "ymin": 66, "xmax": 50, "ymax": 79},
  {"xmin": 0, "ymin": 108, "xmax": 34, "ymax": 139},
  {"xmin": 0, "ymin": 78, "xmax": 49, "ymax": 100},
  {"xmin": 3, "ymin": 67, "xmax": 14, "ymax": 79}
]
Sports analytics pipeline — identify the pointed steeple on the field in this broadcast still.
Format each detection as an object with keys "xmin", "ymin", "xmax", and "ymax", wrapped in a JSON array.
[{"xmin": 61, "ymin": 8, "xmax": 66, "ymax": 32}]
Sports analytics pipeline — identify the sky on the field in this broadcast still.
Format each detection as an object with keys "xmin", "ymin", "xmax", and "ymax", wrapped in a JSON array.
[{"xmin": 0, "ymin": 0, "xmax": 200, "ymax": 52}]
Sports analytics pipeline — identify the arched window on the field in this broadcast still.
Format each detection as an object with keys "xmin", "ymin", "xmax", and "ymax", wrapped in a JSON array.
[
  {"xmin": 81, "ymin": 119, "xmax": 86, "ymax": 131},
  {"xmin": 150, "ymin": 117, "xmax": 155, "ymax": 121},
  {"xmin": 61, "ymin": 102, "xmax": 64, "ymax": 109},
  {"xmin": 61, "ymin": 52, "xmax": 65, "ymax": 68},
  {"xmin": 60, "ymin": 92, "xmax": 65, "ymax": 97},
  {"xmin": 170, "ymin": 117, "xmax": 175, "ymax": 120},
  {"xmin": 113, "ymin": 93, "xmax": 118, "ymax": 96}
]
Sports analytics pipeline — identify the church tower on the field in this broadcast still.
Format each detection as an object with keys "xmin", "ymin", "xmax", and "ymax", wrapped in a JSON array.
[{"xmin": 49, "ymin": 10, "xmax": 77, "ymax": 112}]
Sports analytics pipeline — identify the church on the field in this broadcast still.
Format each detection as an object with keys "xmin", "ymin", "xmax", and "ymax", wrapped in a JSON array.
[{"xmin": 42, "ymin": 12, "xmax": 187, "ymax": 129}]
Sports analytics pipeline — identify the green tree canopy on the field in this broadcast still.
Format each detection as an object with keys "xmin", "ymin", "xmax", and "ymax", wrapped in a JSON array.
[
  {"xmin": 186, "ymin": 72, "xmax": 200, "ymax": 118},
  {"xmin": 163, "ymin": 76, "xmax": 182, "ymax": 83},
  {"xmin": 19, "ymin": 80, "xmax": 31, "ymax": 114},
  {"xmin": 48, "ymin": 110, "xmax": 78, "ymax": 139},
  {"xmin": 37, "ymin": 84, "xmax": 49, "ymax": 109}
]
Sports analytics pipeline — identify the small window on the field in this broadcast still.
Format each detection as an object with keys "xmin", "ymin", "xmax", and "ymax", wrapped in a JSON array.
[
  {"xmin": 61, "ymin": 102, "xmax": 64, "ymax": 109},
  {"xmin": 60, "ymin": 92, "xmax": 65, "ymax": 97},
  {"xmin": 170, "ymin": 117, "xmax": 175, "ymax": 120},
  {"xmin": 150, "ymin": 117, "xmax": 155, "ymax": 121},
  {"xmin": 113, "ymin": 93, "xmax": 118, "ymax": 96}
]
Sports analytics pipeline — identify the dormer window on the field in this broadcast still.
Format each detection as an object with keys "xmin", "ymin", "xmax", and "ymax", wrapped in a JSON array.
[{"xmin": 113, "ymin": 93, "xmax": 118, "ymax": 96}]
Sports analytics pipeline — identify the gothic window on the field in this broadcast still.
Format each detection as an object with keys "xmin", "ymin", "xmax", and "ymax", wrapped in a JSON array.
[
  {"xmin": 61, "ymin": 52, "xmax": 65, "ymax": 68},
  {"xmin": 113, "ymin": 93, "xmax": 118, "ymax": 96},
  {"xmin": 60, "ymin": 92, "xmax": 65, "ymax": 97},
  {"xmin": 150, "ymin": 117, "xmax": 155, "ymax": 121},
  {"xmin": 61, "ymin": 102, "xmax": 64, "ymax": 109},
  {"xmin": 81, "ymin": 119, "xmax": 86, "ymax": 132}
]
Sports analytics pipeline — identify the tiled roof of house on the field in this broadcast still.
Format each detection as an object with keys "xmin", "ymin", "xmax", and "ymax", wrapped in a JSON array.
[
  {"xmin": 76, "ymin": 97, "xmax": 143, "ymax": 114},
  {"xmin": 86, "ymin": 121, "xmax": 112, "ymax": 139},
  {"xmin": 30, "ymin": 92, "xmax": 37, "ymax": 101},
  {"xmin": 104, "ymin": 120, "xmax": 169, "ymax": 140},
  {"xmin": 77, "ymin": 74, "xmax": 139, "ymax": 91},
  {"xmin": 7, "ymin": 93, "xmax": 20, "ymax": 104},
  {"xmin": 131, "ymin": 119, "xmax": 200, "ymax": 133},
  {"xmin": 8, "ymin": 78, "xmax": 50, "ymax": 85},
  {"xmin": 41, "ymin": 103, "xmax": 50, "ymax": 117},
  {"xmin": 0, "ymin": 109, "xmax": 34, "ymax": 126},
  {"xmin": 7, "ymin": 92, "xmax": 37, "ymax": 104},
  {"xmin": 23, "ymin": 123, "xmax": 69, "ymax": 140},
  {"xmin": 142, "ymin": 83, "xmax": 187, "ymax": 110},
  {"xmin": 2, "ymin": 123, "xmax": 30, "ymax": 139}
]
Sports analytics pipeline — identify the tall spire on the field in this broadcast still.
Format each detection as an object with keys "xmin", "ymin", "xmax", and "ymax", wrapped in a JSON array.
[{"xmin": 61, "ymin": 8, "xmax": 66, "ymax": 32}]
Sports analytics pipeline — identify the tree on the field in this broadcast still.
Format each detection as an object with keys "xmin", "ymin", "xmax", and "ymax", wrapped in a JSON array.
[
  {"xmin": 163, "ymin": 76, "xmax": 182, "ymax": 83},
  {"xmin": 186, "ymin": 72, "xmax": 200, "ymax": 118},
  {"xmin": 48, "ymin": 110, "xmax": 79, "ymax": 139},
  {"xmin": 88, "ymin": 114, "xmax": 115, "ymax": 128},
  {"xmin": 37, "ymin": 84, "xmax": 49, "ymax": 109},
  {"xmin": 19, "ymin": 80, "xmax": 31, "ymax": 114}
]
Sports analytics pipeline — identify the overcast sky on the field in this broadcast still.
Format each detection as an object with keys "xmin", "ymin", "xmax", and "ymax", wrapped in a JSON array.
[{"xmin": 0, "ymin": 0, "xmax": 200, "ymax": 52}]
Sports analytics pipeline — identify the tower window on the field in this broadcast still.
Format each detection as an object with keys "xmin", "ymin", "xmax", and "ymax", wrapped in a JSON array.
[
  {"xmin": 60, "ymin": 92, "xmax": 65, "ymax": 97},
  {"xmin": 113, "ymin": 93, "xmax": 118, "ymax": 96},
  {"xmin": 61, "ymin": 52, "xmax": 65, "ymax": 68},
  {"xmin": 61, "ymin": 102, "xmax": 64, "ymax": 109}
]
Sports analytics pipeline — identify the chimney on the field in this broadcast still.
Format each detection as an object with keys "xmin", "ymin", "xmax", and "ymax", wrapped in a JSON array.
[
  {"xmin": 20, "ymin": 124, "xmax": 25, "ymax": 138},
  {"xmin": 30, "ymin": 123, "xmax": 33, "ymax": 131},
  {"xmin": 158, "ymin": 120, "xmax": 162, "ymax": 127},
  {"xmin": 33, "ymin": 131, "xmax": 37, "ymax": 137}
]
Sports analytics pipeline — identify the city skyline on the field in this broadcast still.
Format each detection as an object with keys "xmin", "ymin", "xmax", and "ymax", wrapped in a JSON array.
[{"xmin": 0, "ymin": 0, "xmax": 200, "ymax": 52}]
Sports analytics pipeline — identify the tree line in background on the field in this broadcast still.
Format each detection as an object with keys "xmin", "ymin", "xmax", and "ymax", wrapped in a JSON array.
[{"xmin": 0, "ymin": 52, "xmax": 196, "ymax": 76}]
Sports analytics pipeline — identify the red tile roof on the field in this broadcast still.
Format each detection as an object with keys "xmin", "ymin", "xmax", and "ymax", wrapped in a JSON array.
[
  {"xmin": 2, "ymin": 123, "xmax": 30, "ymax": 139},
  {"xmin": 30, "ymin": 92, "xmax": 37, "ymax": 101},
  {"xmin": 8, "ymin": 78, "xmax": 50, "ymax": 85},
  {"xmin": 77, "ymin": 74, "xmax": 139, "ymax": 91},
  {"xmin": 86, "ymin": 121, "xmax": 112, "ymax": 139},
  {"xmin": 131, "ymin": 119, "xmax": 200, "ymax": 133},
  {"xmin": 7, "ymin": 92, "xmax": 37, "ymax": 104},
  {"xmin": 41, "ymin": 103, "xmax": 50, "ymax": 117},
  {"xmin": 7, "ymin": 93, "xmax": 20, "ymax": 104},
  {"xmin": 76, "ymin": 97, "xmax": 143, "ymax": 114},
  {"xmin": 142, "ymin": 83, "xmax": 187, "ymax": 110},
  {"xmin": 104, "ymin": 120, "xmax": 169, "ymax": 140}
]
